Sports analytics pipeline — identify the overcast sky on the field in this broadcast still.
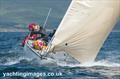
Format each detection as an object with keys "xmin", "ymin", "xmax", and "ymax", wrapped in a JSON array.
[{"xmin": 0, "ymin": 0, "xmax": 119, "ymax": 32}]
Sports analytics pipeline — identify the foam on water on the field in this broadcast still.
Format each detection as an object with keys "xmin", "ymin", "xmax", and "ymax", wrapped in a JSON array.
[
  {"xmin": 3, "ymin": 60, "xmax": 19, "ymax": 65},
  {"xmin": 79, "ymin": 60, "xmax": 120, "ymax": 67},
  {"xmin": 0, "ymin": 48, "xmax": 120, "ymax": 67},
  {"xmin": 0, "ymin": 57, "xmax": 32, "ymax": 66},
  {"xmin": 57, "ymin": 60, "xmax": 120, "ymax": 67}
]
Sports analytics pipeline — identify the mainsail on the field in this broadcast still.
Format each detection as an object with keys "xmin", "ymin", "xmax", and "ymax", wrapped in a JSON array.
[{"xmin": 49, "ymin": 0, "xmax": 120, "ymax": 63}]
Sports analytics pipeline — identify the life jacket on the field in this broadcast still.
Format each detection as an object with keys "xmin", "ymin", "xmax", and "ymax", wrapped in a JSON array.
[
  {"xmin": 22, "ymin": 35, "xmax": 30, "ymax": 46},
  {"xmin": 22, "ymin": 33, "xmax": 39, "ymax": 47},
  {"xmin": 42, "ymin": 46, "xmax": 48, "ymax": 50},
  {"xmin": 32, "ymin": 40, "xmax": 44, "ymax": 50},
  {"xmin": 30, "ymin": 34, "xmax": 38, "ymax": 40}
]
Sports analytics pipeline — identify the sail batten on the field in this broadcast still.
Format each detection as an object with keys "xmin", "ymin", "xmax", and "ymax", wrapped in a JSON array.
[{"xmin": 50, "ymin": 0, "xmax": 120, "ymax": 63}]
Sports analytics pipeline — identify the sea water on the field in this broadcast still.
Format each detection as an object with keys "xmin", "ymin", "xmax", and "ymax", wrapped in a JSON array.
[
  {"xmin": 0, "ymin": 32, "xmax": 119, "ymax": 79},
  {"xmin": 0, "ymin": 0, "xmax": 120, "ymax": 78}
]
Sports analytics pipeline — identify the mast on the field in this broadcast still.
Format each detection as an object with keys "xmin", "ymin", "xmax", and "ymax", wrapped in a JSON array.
[{"xmin": 43, "ymin": 8, "xmax": 52, "ymax": 28}]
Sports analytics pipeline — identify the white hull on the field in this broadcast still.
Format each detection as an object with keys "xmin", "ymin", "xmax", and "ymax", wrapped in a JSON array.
[
  {"xmin": 24, "ymin": 40, "xmax": 57, "ymax": 65},
  {"xmin": 24, "ymin": 40, "xmax": 79, "ymax": 65}
]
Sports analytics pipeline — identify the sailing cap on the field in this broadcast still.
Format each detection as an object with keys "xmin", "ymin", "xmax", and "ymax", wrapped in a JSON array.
[{"xmin": 28, "ymin": 23, "xmax": 37, "ymax": 31}]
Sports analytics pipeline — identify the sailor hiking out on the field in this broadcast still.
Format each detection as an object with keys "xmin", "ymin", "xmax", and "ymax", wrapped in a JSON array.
[
  {"xmin": 22, "ymin": 23, "xmax": 48, "ymax": 50},
  {"xmin": 22, "ymin": 23, "xmax": 56, "ymax": 52}
]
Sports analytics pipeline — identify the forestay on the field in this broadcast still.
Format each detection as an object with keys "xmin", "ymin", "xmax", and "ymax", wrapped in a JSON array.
[{"xmin": 49, "ymin": 0, "xmax": 120, "ymax": 63}]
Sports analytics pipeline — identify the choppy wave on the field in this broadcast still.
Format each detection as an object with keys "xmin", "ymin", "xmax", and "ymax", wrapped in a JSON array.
[
  {"xmin": 0, "ymin": 57, "xmax": 32, "ymax": 66},
  {"xmin": 0, "ymin": 49, "xmax": 120, "ymax": 67},
  {"xmin": 0, "ymin": 32, "xmax": 120, "ymax": 79},
  {"xmin": 1, "ymin": 55, "xmax": 120, "ymax": 68}
]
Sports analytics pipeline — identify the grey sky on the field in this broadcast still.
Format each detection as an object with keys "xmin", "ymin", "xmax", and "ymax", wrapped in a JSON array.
[{"xmin": 0, "ymin": 0, "xmax": 119, "ymax": 32}]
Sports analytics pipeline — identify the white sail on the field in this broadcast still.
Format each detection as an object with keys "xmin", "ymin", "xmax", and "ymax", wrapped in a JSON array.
[{"xmin": 49, "ymin": 0, "xmax": 120, "ymax": 63}]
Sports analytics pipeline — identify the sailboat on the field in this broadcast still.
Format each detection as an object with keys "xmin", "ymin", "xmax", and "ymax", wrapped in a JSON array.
[{"xmin": 24, "ymin": 0, "xmax": 120, "ymax": 64}]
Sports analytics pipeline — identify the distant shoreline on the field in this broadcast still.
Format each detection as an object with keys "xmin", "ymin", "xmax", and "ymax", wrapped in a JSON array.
[{"xmin": 0, "ymin": 29, "xmax": 53, "ymax": 32}]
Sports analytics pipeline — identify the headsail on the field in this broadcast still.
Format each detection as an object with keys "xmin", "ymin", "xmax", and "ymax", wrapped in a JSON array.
[{"xmin": 49, "ymin": 0, "xmax": 120, "ymax": 63}]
